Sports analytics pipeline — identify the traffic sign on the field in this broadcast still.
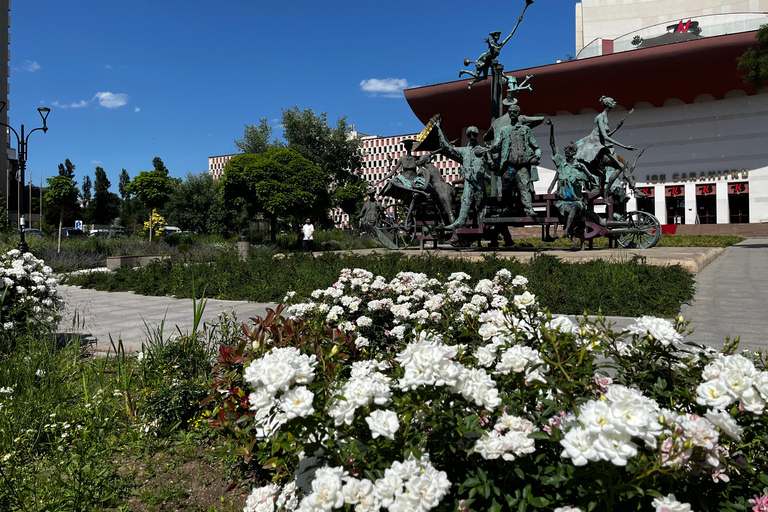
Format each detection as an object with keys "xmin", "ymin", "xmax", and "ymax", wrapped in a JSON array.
[{"xmin": 75, "ymin": 220, "xmax": 83, "ymax": 229}]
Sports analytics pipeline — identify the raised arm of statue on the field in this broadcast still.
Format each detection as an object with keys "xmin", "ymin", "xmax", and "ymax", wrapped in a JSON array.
[
  {"xmin": 546, "ymin": 118, "xmax": 557, "ymax": 156},
  {"xmin": 434, "ymin": 120, "xmax": 463, "ymax": 164},
  {"xmin": 598, "ymin": 114, "xmax": 635, "ymax": 151}
]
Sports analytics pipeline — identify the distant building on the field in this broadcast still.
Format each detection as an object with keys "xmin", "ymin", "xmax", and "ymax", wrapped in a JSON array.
[
  {"xmin": 1, "ymin": 0, "xmax": 10, "ymax": 219},
  {"xmin": 208, "ymin": 154, "xmax": 236, "ymax": 180}
]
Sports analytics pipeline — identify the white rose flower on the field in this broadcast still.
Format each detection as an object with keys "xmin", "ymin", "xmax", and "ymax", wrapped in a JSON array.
[
  {"xmin": 244, "ymin": 483, "xmax": 278, "ymax": 512},
  {"xmin": 355, "ymin": 335, "xmax": 370, "ymax": 349},
  {"xmin": 307, "ymin": 466, "xmax": 346, "ymax": 510},
  {"xmin": 625, "ymin": 316, "xmax": 683, "ymax": 346},
  {"xmin": 280, "ymin": 386, "xmax": 315, "ymax": 419},
  {"xmin": 705, "ymin": 409, "xmax": 744, "ymax": 440},
  {"xmin": 696, "ymin": 379, "xmax": 736, "ymax": 409},
  {"xmin": 513, "ymin": 291, "xmax": 536, "ymax": 309},
  {"xmin": 560, "ymin": 427, "xmax": 599, "ymax": 466},
  {"xmin": 365, "ymin": 409, "xmax": 400, "ymax": 440},
  {"xmin": 651, "ymin": 493, "xmax": 692, "ymax": 512}
]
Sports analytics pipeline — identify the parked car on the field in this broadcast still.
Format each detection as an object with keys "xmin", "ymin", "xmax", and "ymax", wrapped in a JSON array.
[
  {"xmin": 60, "ymin": 227, "xmax": 86, "ymax": 239},
  {"xmin": 163, "ymin": 226, "xmax": 182, "ymax": 235},
  {"xmin": 89, "ymin": 229, "xmax": 109, "ymax": 238},
  {"xmin": 23, "ymin": 228, "xmax": 45, "ymax": 238}
]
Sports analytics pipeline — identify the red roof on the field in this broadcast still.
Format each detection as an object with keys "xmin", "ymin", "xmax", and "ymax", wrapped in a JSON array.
[{"xmin": 404, "ymin": 31, "xmax": 759, "ymax": 141}]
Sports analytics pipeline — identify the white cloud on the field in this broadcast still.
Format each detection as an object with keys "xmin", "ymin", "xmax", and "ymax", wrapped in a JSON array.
[
  {"xmin": 91, "ymin": 160, "xmax": 102, "ymax": 164},
  {"xmin": 94, "ymin": 91, "xmax": 128, "ymax": 109},
  {"xmin": 18, "ymin": 60, "xmax": 41, "ymax": 72},
  {"xmin": 51, "ymin": 100, "xmax": 88, "ymax": 109},
  {"xmin": 134, "ymin": 107, "xmax": 140, "ymax": 112},
  {"xmin": 104, "ymin": 64, "xmax": 113, "ymax": 69},
  {"xmin": 359, "ymin": 78, "xmax": 412, "ymax": 98}
]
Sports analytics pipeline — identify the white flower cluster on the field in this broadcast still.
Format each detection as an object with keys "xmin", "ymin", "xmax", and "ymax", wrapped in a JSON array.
[
  {"xmin": 328, "ymin": 360, "xmax": 392, "ymax": 431},
  {"xmin": 244, "ymin": 347, "xmax": 318, "ymax": 436},
  {"xmin": 396, "ymin": 331, "xmax": 500, "ymax": 409},
  {"xmin": 285, "ymin": 268, "xmax": 532, "ymax": 351},
  {"xmin": 657, "ymin": 408, "xmax": 726, "ymax": 472},
  {"xmin": 560, "ymin": 383, "xmax": 736, "ymax": 477},
  {"xmin": 248, "ymin": 454, "xmax": 449, "ymax": 512},
  {"xmin": 560, "ymin": 385, "xmax": 663, "ymax": 466},
  {"xmin": 474, "ymin": 413, "xmax": 538, "ymax": 461},
  {"xmin": 696, "ymin": 353, "xmax": 768, "ymax": 413},
  {"xmin": 626, "ymin": 315, "xmax": 683, "ymax": 346},
  {"xmin": 244, "ymin": 481, "xmax": 298, "ymax": 512},
  {"xmin": 0, "ymin": 250, "xmax": 61, "ymax": 330}
]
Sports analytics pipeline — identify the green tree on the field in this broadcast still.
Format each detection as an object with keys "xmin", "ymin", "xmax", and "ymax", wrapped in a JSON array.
[
  {"xmin": 281, "ymin": 105, "xmax": 362, "ymax": 185},
  {"xmin": 280, "ymin": 105, "xmax": 364, "ymax": 216},
  {"xmin": 58, "ymin": 158, "xmax": 76, "ymax": 179},
  {"xmin": 80, "ymin": 175, "xmax": 93, "ymax": 224},
  {"xmin": 165, "ymin": 172, "xmax": 220, "ymax": 233},
  {"xmin": 126, "ymin": 163, "xmax": 173, "ymax": 241},
  {"xmin": 234, "ymin": 118, "xmax": 283, "ymax": 154},
  {"xmin": 738, "ymin": 24, "xmax": 768, "ymax": 88},
  {"xmin": 220, "ymin": 148, "xmax": 328, "ymax": 242},
  {"xmin": 152, "ymin": 156, "xmax": 169, "ymax": 176},
  {"xmin": 45, "ymin": 175, "xmax": 79, "ymax": 252},
  {"xmin": 118, "ymin": 169, "xmax": 131, "ymax": 201},
  {"xmin": 92, "ymin": 167, "xmax": 121, "ymax": 224}
]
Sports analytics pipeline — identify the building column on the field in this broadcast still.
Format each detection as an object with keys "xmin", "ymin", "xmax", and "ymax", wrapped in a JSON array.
[
  {"xmin": 685, "ymin": 184, "xmax": 696, "ymax": 225},
  {"xmin": 716, "ymin": 182, "xmax": 729, "ymax": 224},
  {"xmin": 654, "ymin": 185, "xmax": 665, "ymax": 223}
]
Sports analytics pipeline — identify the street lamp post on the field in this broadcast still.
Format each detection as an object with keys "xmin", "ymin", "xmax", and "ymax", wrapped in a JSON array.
[{"xmin": 0, "ymin": 102, "xmax": 50, "ymax": 253}]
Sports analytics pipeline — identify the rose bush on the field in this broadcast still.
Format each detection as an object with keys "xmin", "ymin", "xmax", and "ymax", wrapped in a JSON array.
[
  {"xmin": 0, "ymin": 250, "xmax": 62, "ymax": 338},
  {"xmin": 205, "ymin": 268, "xmax": 768, "ymax": 512}
]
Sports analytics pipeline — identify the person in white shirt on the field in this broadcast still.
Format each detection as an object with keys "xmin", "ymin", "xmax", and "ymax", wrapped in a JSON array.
[{"xmin": 302, "ymin": 218, "xmax": 314, "ymax": 252}]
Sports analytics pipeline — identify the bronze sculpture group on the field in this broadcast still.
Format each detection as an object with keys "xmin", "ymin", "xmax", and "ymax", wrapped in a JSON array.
[{"xmin": 359, "ymin": 0, "xmax": 657, "ymax": 249}]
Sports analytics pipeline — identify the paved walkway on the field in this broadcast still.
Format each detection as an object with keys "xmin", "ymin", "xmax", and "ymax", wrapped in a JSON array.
[
  {"xmin": 56, "ymin": 240, "xmax": 767, "ymax": 354},
  {"xmin": 680, "ymin": 238, "xmax": 768, "ymax": 353},
  {"xmin": 57, "ymin": 286, "xmax": 276, "ymax": 354}
]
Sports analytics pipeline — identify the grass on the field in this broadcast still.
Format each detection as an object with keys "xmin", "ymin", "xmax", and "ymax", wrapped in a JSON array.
[
  {"xmin": 0, "ymin": 305, "xmax": 254, "ymax": 512},
  {"xmin": 509, "ymin": 233, "xmax": 745, "ymax": 248}
]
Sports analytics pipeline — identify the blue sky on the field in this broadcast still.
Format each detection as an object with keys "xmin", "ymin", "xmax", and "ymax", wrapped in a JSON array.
[{"xmin": 10, "ymin": 0, "xmax": 576, "ymax": 188}]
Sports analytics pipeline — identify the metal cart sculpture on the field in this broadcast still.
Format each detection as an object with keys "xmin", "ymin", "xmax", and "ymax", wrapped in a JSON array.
[{"xmin": 370, "ymin": 0, "xmax": 661, "ymax": 251}]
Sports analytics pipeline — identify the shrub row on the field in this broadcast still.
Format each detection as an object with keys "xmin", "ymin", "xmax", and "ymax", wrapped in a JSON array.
[{"xmin": 67, "ymin": 251, "xmax": 695, "ymax": 317}]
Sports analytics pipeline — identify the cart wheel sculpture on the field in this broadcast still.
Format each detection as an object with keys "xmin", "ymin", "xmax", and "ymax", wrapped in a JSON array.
[
  {"xmin": 376, "ymin": 213, "xmax": 416, "ymax": 250},
  {"xmin": 616, "ymin": 211, "xmax": 662, "ymax": 249}
]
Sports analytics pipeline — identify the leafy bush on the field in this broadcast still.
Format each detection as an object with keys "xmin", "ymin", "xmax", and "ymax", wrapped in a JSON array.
[
  {"xmin": 205, "ymin": 268, "xmax": 767, "ymax": 512},
  {"xmin": 66, "ymin": 252, "xmax": 695, "ymax": 317}
]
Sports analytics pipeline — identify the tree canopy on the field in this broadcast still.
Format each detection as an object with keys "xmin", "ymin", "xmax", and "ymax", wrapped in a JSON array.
[
  {"xmin": 126, "ymin": 162, "xmax": 174, "ymax": 241},
  {"xmin": 281, "ymin": 105, "xmax": 362, "ymax": 187},
  {"xmin": 126, "ymin": 169, "xmax": 173, "ymax": 209},
  {"xmin": 234, "ymin": 118, "xmax": 283, "ymax": 154},
  {"xmin": 45, "ymin": 175, "xmax": 80, "ymax": 251},
  {"xmin": 738, "ymin": 24, "xmax": 768, "ymax": 88},
  {"xmin": 165, "ymin": 172, "xmax": 221, "ymax": 233},
  {"xmin": 57, "ymin": 159, "xmax": 76, "ymax": 180},
  {"xmin": 92, "ymin": 167, "xmax": 121, "ymax": 224},
  {"xmin": 220, "ymin": 148, "xmax": 328, "ymax": 240}
]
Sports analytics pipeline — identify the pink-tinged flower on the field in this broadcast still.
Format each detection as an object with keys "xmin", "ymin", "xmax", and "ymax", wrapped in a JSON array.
[
  {"xmin": 592, "ymin": 373, "xmax": 613, "ymax": 393},
  {"xmin": 749, "ymin": 493, "xmax": 768, "ymax": 512}
]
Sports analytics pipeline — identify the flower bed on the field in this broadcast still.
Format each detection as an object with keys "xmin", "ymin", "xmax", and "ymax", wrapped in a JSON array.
[
  {"xmin": 1, "ymin": 250, "xmax": 62, "ymax": 336},
  {"xmin": 205, "ymin": 268, "xmax": 768, "ymax": 512}
]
